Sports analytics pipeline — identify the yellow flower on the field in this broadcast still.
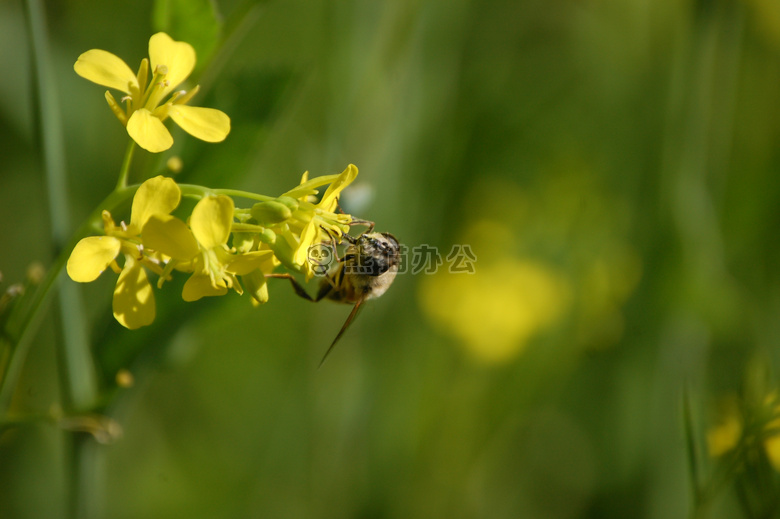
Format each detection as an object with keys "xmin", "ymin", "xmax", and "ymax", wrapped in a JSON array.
[
  {"xmin": 707, "ymin": 393, "xmax": 780, "ymax": 471},
  {"xmin": 66, "ymin": 166, "xmax": 364, "ymax": 328},
  {"xmin": 764, "ymin": 418, "xmax": 780, "ymax": 471},
  {"xmin": 270, "ymin": 164, "xmax": 356, "ymax": 278},
  {"xmin": 420, "ymin": 255, "xmax": 570, "ymax": 364},
  {"xmin": 74, "ymin": 33, "xmax": 230, "ymax": 153},
  {"xmin": 232, "ymin": 240, "xmax": 278, "ymax": 305},
  {"xmin": 143, "ymin": 195, "xmax": 272, "ymax": 302},
  {"xmin": 67, "ymin": 176, "xmax": 181, "ymax": 328},
  {"xmin": 706, "ymin": 399, "xmax": 743, "ymax": 458}
]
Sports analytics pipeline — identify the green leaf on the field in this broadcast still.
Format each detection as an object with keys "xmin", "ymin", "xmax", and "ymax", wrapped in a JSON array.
[{"xmin": 152, "ymin": 0, "xmax": 221, "ymax": 69}]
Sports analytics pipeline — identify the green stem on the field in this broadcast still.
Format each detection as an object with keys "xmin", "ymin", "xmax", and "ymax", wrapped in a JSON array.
[
  {"xmin": 197, "ymin": 0, "xmax": 266, "ymax": 97},
  {"xmin": 0, "ymin": 410, "xmax": 52, "ymax": 431},
  {"xmin": 213, "ymin": 188, "xmax": 275, "ymax": 202},
  {"xmin": 683, "ymin": 386, "xmax": 702, "ymax": 518},
  {"xmin": 0, "ymin": 187, "xmax": 136, "ymax": 416},
  {"xmin": 67, "ymin": 434, "xmax": 101, "ymax": 519},
  {"xmin": 116, "ymin": 140, "xmax": 136, "ymax": 190},
  {"xmin": 178, "ymin": 184, "xmax": 275, "ymax": 202},
  {"xmin": 0, "ymin": 187, "xmax": 136, "ymax": 519},
  {"xmin": 23, "ymin": 0, "xmax": 97, "ymax": 419}
]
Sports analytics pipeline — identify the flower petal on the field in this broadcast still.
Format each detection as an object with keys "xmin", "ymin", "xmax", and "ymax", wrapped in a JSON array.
[
  {"xmin": 127, "ymin": 109, "xmax": 174, "ymax": 153},
  {"xmin": 113, "ymin": 258, "xmax": 156, "ymax": 329},
  {"xmin": 293, "ymin": 220, "xmax": 317, "ymax": 267},
  {"xmin": 66, "ymin": 236, "xmax": 122, "ymax": 282},
  {"xmin": 281, "ymin": 174, "xmax": 339, "ymax": 199},
  {"xmin": 148, "ymin": 33, "xmax": 195, "ymax": 97},
  {"xmin": 267, "ymin": 232, "xmax": 299, "ymax": 271},
  {"xmin": 228, "ymin": 250, "xmax": 275, "ymax": 276},
  {"xmin": 74, "ymin": 49, "xmax": 139, "ymax": 94},
  {"xmin": 190, "ymin": 195, "xmax": 234, "ymax": 249},
  {"xmin": 319, "ymin": 164, "xmax": 358, "ymax": 211},
  {"xmin": 242, "ymin": 270, "xmax": 270, "ymax": 304},
  {"xmin": 142, "ymin": 214, "xmax": 199, "ymax": 260},
  {"xmin": 168, "ymin": 105, "xmax": 231, "ymax": 143},
  {"xmin": 182, "ymin": 272, "xmax": 228, "ymax": 302},
  {"xmin": 130, "ymin": 175, "xmax": 181, "ymax": 230}
]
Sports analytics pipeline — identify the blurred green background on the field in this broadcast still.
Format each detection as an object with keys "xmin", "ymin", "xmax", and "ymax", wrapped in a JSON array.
[{"xmin": 3, "ymin": 0, "xmax": 780, "ymax": 517}]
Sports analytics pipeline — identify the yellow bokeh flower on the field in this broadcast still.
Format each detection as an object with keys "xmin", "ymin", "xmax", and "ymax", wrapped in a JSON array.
[
  {"xmin": 420, "ymin": 255, "xmax": 570, "ymax": 364},
  {"xmin": 764, "ymin": 418, "xmax": 780, "ymax": 471},
  {"xmin": 707, "ymin": 393, "xmax": 780, "ymax": 472},
  {"xmin": 67, "ymin": 176, "xmax": 181, "ymax": 328},
  {"xmin": 74, "ymin": 32, "xmax": 230, "ymax": 153},
  {"xmin": 706, "ymin": 398, "xmax": 743, "ymax": 458}
]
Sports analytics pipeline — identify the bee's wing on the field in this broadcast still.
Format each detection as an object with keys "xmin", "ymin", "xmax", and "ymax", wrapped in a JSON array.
[{"xmin": 318, "ymin": 297, "xmax": 364, "ymax": 368}]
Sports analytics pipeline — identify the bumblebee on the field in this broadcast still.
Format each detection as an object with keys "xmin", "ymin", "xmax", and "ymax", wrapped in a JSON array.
[{"xmin": 272, "ymin": 224, "xmax": 400, "ymax": 366}]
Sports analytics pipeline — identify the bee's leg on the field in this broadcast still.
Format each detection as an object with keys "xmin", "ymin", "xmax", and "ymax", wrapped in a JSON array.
[
  {"xmin": 319, "ymin": 225, "xmax": 343, "ymax": 260},
  {"xmin": 318, "ymin": 225, "xmax": 337, "ymax": 244},
  {"xmin": 318, "ymin": 226, "xmax": 353, "ymax": 264},
  {"xmin": 349, "ymin": 219, "xmax": 374, "ymax": 234},
  {"xmin": 341, "ymin": 233, "xmax": 357, "ymax": 246},
  {"xmin": 318, "ymin": 262, "xmax": 346, "ymax": 296},
  {"xmin": 315, "ymin": 279, "xmax": 336, "ymax": 301},
  {"xmin": 266, "ymin": 273, "xmax": 315, "ymax": 302}
]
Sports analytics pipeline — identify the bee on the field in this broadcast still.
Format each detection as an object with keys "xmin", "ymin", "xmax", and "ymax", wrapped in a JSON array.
[{"xmin": 271, "ymin": 223, "xmax": 400, "ymax": 366}]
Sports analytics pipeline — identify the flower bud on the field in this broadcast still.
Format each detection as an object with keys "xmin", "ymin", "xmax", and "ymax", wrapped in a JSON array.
[
  {"xmin": 251, "ymin": 200, "xmax": 293, "ymax": 225},
  {"xmin": 275, "ymin": 196, "xmax": 300, "ymax": 211}
]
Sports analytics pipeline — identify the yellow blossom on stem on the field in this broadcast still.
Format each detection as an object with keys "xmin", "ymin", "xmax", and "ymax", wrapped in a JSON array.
[
  {"xmin": 266, "ymin": 164, "xmax": 356, "ymax": 278},
  {"xmin": 66, "ymin": 176, "xmax": 181, "ymax": 328},
  {"xmin": 143, "ymin": 195, "xmax": 272, "ymax": 302},
  {"xmin": 65, "ymin": 166, "xmax": 362, "ymax": 329},
  {"xmin": 74, "ymin": 32, "xmax": 230, "ymax": 153}
]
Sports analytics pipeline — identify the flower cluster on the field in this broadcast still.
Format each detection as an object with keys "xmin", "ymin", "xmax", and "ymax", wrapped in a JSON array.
[
  {"xmin": 707, "ymin": 392, "xmax": 780, "ymax": 471},
  {"xmin": 66, "ymin": 165, "xmax": 358, "ymax": 329},
  {"xmin": 74, "ymin": 32, "xmax": 230, "ymax": 152}
]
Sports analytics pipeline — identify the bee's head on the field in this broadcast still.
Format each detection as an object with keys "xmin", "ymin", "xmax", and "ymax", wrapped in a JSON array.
[
  {"xmin": 350, "ymin": 232, "xmax": 400, "ymax": 276},
  {"xmin": 374, "ymin": 232, "xmax": 400, "ymax": 257}
]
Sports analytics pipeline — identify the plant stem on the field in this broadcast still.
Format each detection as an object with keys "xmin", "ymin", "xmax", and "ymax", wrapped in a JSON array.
[
  {"xmin": 178, "ymin": 184, "xmax": 276, "ymax": 202},
  {"xmin": 683, "ymin": 386, "xmax": 702, "ymax": 518},
  {"xmin": 20, "ymin": 1, "xmax": 104, "ymax": 516},
  {"xmin": 116, "ymin": 141, "xmax": 136, "ymax": 190},
  {"xmin": 0, "ymin": 186, "xmax": 136, "ymax": 519},
  {"xmin": 67, "ymin": 434, "xmax": 102, "ymax": 519},
  {"xmin": 0, "ymin": 189, "xmax": 133, "ymax": 415},
  {"xmin": 23, "ymin": 0, "xmax": 98, "ymax": 413}
]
